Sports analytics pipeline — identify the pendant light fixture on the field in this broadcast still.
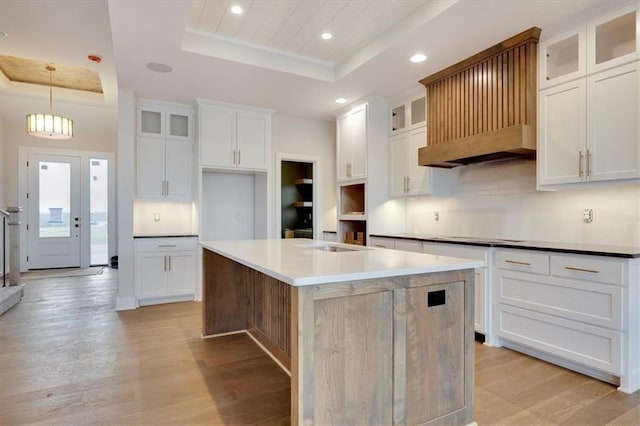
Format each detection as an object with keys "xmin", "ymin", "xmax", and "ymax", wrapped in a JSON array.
[{"xmin": 26, "ymin": 65, "xmax": 74, "ymax": 139}]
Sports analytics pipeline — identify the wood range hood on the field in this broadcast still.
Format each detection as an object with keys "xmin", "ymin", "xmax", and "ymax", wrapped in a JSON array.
[{"xmin": 418, "ymin": 27, "xmax": 541, "ymax": 168}]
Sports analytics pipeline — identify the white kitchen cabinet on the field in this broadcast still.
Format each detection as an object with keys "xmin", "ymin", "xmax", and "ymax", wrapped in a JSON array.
[
  {"xmin": 493, "ymin": 248, "xmax": 640, "ymax": 392},
  {"xmin": 336, "ymin": 104, "xmax": 367, "ymax": 182},
  {"xmin": 538, "ymin": 80, "xmax": 587, "ymax": 185},
  {"xmin": 136, "ymin": 101, "xmax": 193, "ymax": 200},
  {"xmin": 369, "ymin": 236, "xmax": 396, "ymax": 249},
  {"xmin": 587, "ymin": 3, "xmax": 639, "ymax": 75},
  {"xmin": 199, "ymin": 102, "xmax": 272, "ymax": 171},
  {"xmin": 390, "ymin": 94, "xmax": 426, "ymax": 135},
  {"xmin": 135, "ymin": 237, "xmax": 197, "ymax": 306},
  {"xmin": 538, "ymin": 4, "xmax": 640, "ymax": 187},
  {"xmin": 587, "ymin": 61, "xmax": 640, "ymax": 181},
  {"xmin": 539, "ymin": 61, "xmax": 639, "ymax": 185},
  {"xmin": 539, "ymin": 3, "xmax": 638, "ymax": 89},
  {"xmin": 136, "ymin": 136, "xmax": 192, "ymax": 200},
  {"xmin": 138, "ymin": 104, "xmax": 192, "ymax": 140},
  {"xmin": 389, "ymin": 127, "xmax": 453, "ymax": 197},
  {"xmin": 539, "ymin": 28, "xmax": 586, "ymax": 90}
]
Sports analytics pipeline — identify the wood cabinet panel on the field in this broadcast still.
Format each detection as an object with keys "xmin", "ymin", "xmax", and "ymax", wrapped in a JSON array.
[
  {"xmin": 406, "ymin": 281, "xmax": 466, "ymax": 423},
  {"xmin": 313, "ymin": 290, "xmax": 393, "ymax": 425}
]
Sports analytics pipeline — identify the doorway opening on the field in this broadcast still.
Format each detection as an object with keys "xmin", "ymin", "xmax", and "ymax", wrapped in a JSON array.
[{"xmin": 281, "ymin": 160, "xmax": 314, "ymax": 239}]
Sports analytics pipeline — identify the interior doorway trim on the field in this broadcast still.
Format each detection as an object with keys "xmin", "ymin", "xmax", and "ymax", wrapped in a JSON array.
[
  {"xmin": 275, "ymin": 153, "xmax": 320, "ymax": 240},
  {"xmin": 18, "ymin": 146, "xmax": 116, "ymax": 271}
]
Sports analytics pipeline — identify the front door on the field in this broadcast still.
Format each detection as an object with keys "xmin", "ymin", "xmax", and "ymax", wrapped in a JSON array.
[{"xmin": 27, "ymin": 154, "xmax": 81, "ymax": 269}]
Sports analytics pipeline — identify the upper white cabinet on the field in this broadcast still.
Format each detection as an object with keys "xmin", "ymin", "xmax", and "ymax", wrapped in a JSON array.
[
  {"xmin": 138, "ymin": 104, "xmax": 192, "ymax": 140},
  {"xmin": 389, "ymin": 127, "xmax": 453, "ymax": 197},
  {"xmin": 539, "ymin": 3, "xmax": 639, "ymax": 89},
  {"xmin": 136, "ymin": 102, "xmax": 193, "ymax": 200},
  {"xmin": 540, "ymin": 57, "xmax": 639, "ymax": 185},
  {"xmin": 587, "ymin": 4, "xmax": 639, "ymax": 74},
  {"xmin": 538, "ymin": 3, "xmax": 640, "ymax": 186},
  {"xmin": 199, "ymin": 101, "xmax": 272, "ymax": 171},
  {"xmin": 337, "ymin": 104, "xmax": 367, "ymax": 182},
  {"xmin": 390, "ymin": 95, "xmax": 426, "ymax": 135}
]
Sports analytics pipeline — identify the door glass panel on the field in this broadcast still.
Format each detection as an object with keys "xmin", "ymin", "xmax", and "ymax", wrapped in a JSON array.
[
  {"xmin": 90, "ymin": 159, "xmax": 108, "ymax": 265},
  {"xmin": 39, "ymin": 161, "xmax": 71, "ymax": 238}
]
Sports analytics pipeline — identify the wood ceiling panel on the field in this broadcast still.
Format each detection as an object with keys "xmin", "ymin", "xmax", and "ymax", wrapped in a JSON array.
[
  {"xmin": 217, "ymin": 0, "xmax": 255, "ymax": 38},
  {"xmin": 188, "ymin": 0, "xmax": 207, "ymax": 29},
  {"xmin": 285, "ymin": 0, "xmax": 349, "ymax": 55},
  {"xmin": 0, "ymin": 56, "xmax": 103, "ymax": 94},
  {"xmin": 234, "ymin": 1, "xmax": 277, "ymax": 41},
  {"xmin": 251, "ymin": 1, "xmax": 300, "ymax": 47},
  {"xmin": 195, "ymin": 0, "xmax": 230, "ymax": 34},
  {"xmin": 267, "ymin": 1, "xmax": 324, "ymax": 52}
]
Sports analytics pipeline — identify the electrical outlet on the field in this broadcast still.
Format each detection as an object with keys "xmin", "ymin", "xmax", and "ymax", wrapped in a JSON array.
[
  {"xmin": 433, "ymin": 211, "xmax": 440, "ymax": 222},
  {"xmin": 583, "ymin": 208, "xmax": 593, "ymax": 223},
  {"xmin": 154, "ymin": 213, "xmax": 160, "ymax": 222}
]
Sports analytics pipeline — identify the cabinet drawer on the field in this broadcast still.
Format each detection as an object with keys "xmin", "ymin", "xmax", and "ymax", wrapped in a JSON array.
[
  {"xmin": 135, "ymin": 237, "xmax": 197, "ymax": 253},
  {"xmin": 370, "ymin": 237, "xmax": 395, "ymax": 249},
  {"xmin": 395, "ymin": 239, "xmax": 423, "ymax": 253},
  {"xmin": 495, "ymin": 272, "xmax": 622, "ymax": 329},
  {"xmin": 551, "ymin": 254, "xmax": 625, "ymax": 286},
  {"xmin": 423, "ymin": 243, "xmax": 487, "ymax": 261},
  {"xmin": 495, "ymin": 250, "xmax": 549, "ymax": 275},
  {"xmin": 496, "ymin": 304, "xmax": 622, "ymax": 374}
]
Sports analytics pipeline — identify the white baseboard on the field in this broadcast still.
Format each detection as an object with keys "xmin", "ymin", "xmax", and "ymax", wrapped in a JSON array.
[{"xmin": 115, "ymin": 296, "xmax": 137, "ymax": 311}]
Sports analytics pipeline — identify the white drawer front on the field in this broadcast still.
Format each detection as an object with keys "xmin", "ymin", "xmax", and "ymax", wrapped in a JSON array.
[
  {"xmin": 495, "ymin": 249, "xmax": 549, "ymax": 275},
  {"xmin": 135, "ymin": 237, "xmax": 197, "ymax": 253},
  {"xmin": 496, "ymin": 305, "xmax": 622, "ymax": 374},
  {"xmin": 370, "ymin": 237, "xmax": 396, "ymax": 249},
  {"xmin": 422, "ymin": 243, "xmax": 487, "ymax": 261},
  {"xmin": 496, "ymin": 273, "xmax": 622, "ymax": 329},
  {"xmin": 394, "ymin": 239, "xmax": 423, "ymax": 253},
  {"xmin": 551, "ymin": 254, "xmax": 625, "ymax": 286}
]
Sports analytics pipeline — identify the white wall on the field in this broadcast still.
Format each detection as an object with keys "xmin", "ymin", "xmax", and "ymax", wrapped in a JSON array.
[
  {"xmin": 271, "ymin": 113, "xmax": 336, "ymax": 235},
  {"xmin": 405, "ymin": 160, "xmax": 640, "ymax": 247}
]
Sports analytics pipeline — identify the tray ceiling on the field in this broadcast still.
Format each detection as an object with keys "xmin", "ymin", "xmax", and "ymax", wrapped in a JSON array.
[{"xmin": 0, "ymin": 55, "xmax": 103, "ymax": 93}]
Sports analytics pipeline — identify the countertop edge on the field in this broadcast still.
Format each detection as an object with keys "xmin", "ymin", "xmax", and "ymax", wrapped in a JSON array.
[{"xmin": 370, "ymin": 234, "xmax": 640, "ymax": 258}]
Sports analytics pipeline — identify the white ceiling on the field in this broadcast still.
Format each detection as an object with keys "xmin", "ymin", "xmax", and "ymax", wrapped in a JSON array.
[{"xmin": 0, "ymin": 0, "xmax": 628, "ymax": 134}]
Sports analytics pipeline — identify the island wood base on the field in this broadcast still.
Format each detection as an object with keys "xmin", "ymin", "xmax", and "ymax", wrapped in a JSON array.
[{"xmin": 203, "ymin": 249, "xmax": 475, "ymax": 425}]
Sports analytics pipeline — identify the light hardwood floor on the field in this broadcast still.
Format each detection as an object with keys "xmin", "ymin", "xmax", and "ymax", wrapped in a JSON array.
[{"xmin": 1, "ymin": 268, "xmax": 638, "ymax": 425}]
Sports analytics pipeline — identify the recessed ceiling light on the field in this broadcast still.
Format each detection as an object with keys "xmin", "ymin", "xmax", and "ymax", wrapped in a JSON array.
[
  {"xmin": 321, "ymin": 32, "xmax": 332, "ymax": 40},
  {"xmin": 410, "ymin": 53, "xmax": 427, "ymax": 63},
  {"xmin": 146, "ymin": 62, "xmax": 173, "ymax": 73},
  {"xmin": 335, "ymin": 98, "xmax": 347, "ymax": 104},
  {"xmin": 230, "ymin": 5, "xmax": 243, "ymax": 15},
  {"xmin": 0, "ymin": 31, "xmax": 7, "ymax": 37}
]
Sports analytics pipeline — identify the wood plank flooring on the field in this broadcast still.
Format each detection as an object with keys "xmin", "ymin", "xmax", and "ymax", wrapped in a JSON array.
[{"xmin": 1, "ymin": 268, "xmax": 638, "ymax": 425}]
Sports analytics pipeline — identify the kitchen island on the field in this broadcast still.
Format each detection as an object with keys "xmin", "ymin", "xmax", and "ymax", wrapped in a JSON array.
[{"xmin": 200, "ymin": 239, "xmax": 484, "ymax": 425}]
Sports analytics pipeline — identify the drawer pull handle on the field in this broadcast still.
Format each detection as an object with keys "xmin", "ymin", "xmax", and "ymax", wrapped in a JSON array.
[
  {"xmin": 158, "ymin": 244, "xmax": 177, "ymax": 248},
  {"xmin": 505, "ymin": 259, "xmax": 531, "ymax": 266},
  {"xmin": 565, "ymin": 266, "xmax": 599, "ymax": 274}
]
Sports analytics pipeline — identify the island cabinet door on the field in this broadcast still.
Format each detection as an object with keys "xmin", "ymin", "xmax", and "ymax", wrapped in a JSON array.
[
  {"xmin": 292, "ymin": 287, "xmax": 394, "ymax": 425},
  {"xmin": 402, "ymin": 281, "xmax": 469, "ymax": 425}
]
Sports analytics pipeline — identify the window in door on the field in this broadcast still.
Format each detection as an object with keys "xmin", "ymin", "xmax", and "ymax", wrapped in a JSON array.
[{"xmin": 90, "ymin": 158, "xmax": 108, "ymax": 265}]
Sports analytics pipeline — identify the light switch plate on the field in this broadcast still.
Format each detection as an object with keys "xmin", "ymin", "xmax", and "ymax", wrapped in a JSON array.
[{"xmin": 583, "ymin": 208, "xmax": 593, "ymax": 223}]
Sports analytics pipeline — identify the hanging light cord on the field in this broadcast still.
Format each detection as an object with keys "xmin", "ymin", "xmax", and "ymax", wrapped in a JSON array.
[{"xmin": 46, "ymin": 64, "xmax": 55, "ymax": 112}]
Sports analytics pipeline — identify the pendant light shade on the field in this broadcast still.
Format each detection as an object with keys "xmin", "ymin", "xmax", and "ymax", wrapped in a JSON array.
[{"xmin": 26, "ymin": 65, "xmax": 74, "ymax": 139}]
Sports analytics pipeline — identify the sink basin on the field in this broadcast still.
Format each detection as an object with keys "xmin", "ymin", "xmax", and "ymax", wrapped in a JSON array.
[{"xmin": 314, "ymin": 246, "xmax": 358, "ymax": 253}]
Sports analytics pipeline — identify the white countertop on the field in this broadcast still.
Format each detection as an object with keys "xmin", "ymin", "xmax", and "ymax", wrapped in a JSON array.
[{"xmin": 200, "ymin": 238, "xmax": 485, "ymax": 286}]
